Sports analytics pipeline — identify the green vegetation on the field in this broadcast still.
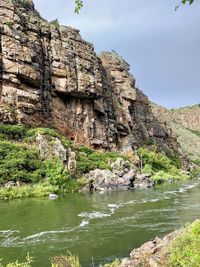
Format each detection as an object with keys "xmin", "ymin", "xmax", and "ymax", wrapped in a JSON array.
[
  {"xmin": 167, "ymin": 220, "xmax": 200, "ymax": 267},
  {"xmin": 0, "ymin": 125, "xmax": 77, "ymax": 198},
  {"xmin": 188, "ymin": 128, "xmax": 200, "ymax": 138},
  {"xmin": 0, "ymin": 183, "xmax": 59, "ymax": 200},
  {"xmin": 51, "ymin": 251, "xmax": 81, "ymax": 267},
  {"xmin": 0, "ymin": 254, "xmax": 33, "ymax": 267},
  {"xmin": 26, "ymin": 127, "xmax": 73, "ymax": 148},
  {"xmin": 74, "ymin": 0, "xmax": 83, "ymax": 14},
  {"xmin": 101, "ymin": 259, "xmax": 121, "ymax": 267},
  {"xmin": 44, "ymin": 158, "xmax": 79, "ymax": 192},
  {"xmin": 138, "ymin": 147, "xmax": 189, "ymax": 183},
  {"xmin": 0, "ymin": 141, "xmax": 42, "ymax": 185},
  {"xmin": 16, "ymin": 0, "xmax": 31, "ymax": 8},
  {"xmin": 49, "ymin": 19, "xmax": 60, "ymax": 28},
  {"xmin": 0, "ymin": 124, "xmax": 26, "ymax": 140},
  {"xmin": 77, "ymin": 147, "xmax": 128, "ymax": 175},
  {"xmin": 4, "ymin": 21, "xmax": 14, "ymax": 28}
]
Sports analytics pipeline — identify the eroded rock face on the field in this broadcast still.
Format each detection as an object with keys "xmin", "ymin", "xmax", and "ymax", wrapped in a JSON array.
[{"xmin": 0, "ymin": 0, "xmax": 179, "ymax": 153}]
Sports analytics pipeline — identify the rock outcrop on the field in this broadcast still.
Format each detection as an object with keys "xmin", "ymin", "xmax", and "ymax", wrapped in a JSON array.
[
  {"xmin": 0, "ymin": 0, "xmax": 179, "ymax": 153},
  {"xmin": 119, "ymin": 230, "xmax": 178, "ymax": 267},
  {"xmin": 83, "ymin": 158, "xmax": 154, "ymax": 191}
]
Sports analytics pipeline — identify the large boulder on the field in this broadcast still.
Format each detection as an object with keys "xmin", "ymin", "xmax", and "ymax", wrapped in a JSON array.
[
  {"xmin": 84, "ymin": 169, "xmax": 131, "ymax": 191},
  {"xmin": 36, "ymin": 133, "xmax": 67, "ymax": 161},
  {"xmin": 134, "ymin": 173, "xmax": 155, "ymax": 188}
]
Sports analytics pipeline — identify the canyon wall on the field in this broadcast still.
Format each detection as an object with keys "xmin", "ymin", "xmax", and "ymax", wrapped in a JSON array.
[{"xmin": 0, "ymin": 0, "xmax": 178, "ymax": 153}]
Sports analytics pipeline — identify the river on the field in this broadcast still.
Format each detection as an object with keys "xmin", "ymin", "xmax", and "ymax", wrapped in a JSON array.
[{"xmin": 0, "ymin": 178, "xmax": 200, "ymax": 266}]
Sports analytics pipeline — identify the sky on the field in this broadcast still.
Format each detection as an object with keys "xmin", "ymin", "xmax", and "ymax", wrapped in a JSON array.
[{"xmin": 33, "ymin": 0, "xmax": 200, "ymax": 109}]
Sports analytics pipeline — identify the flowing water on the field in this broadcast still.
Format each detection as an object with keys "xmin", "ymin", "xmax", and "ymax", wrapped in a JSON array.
[{"xmin": 0, "ymin": 179, "xmax": 200, "ymax": 266}]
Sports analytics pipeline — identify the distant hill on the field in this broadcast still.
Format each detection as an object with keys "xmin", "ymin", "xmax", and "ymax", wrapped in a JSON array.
[
  {"xmin": 151, "ymin": 103, "xmax": 200, "ymax": 161},
  {"xmin": 170, "ymin": 104, "xmax": 200, "ymax": 131}
]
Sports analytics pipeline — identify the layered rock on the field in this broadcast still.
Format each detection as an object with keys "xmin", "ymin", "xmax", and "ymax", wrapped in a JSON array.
[{"xmin": 0, "ymin": 0, "xmax": 179, "ymax": 153}]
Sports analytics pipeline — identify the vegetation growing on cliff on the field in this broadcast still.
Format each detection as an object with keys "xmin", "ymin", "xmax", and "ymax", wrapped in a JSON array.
[
  {"xmin": 0, "ymin": 124, "xmax": 195, "ymax": 200},
  {"xmin": 138, "ymin": 147, "xmax": 189, "ymax": 183}
]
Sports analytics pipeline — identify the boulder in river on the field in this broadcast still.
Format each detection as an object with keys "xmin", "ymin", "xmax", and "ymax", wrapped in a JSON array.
[
  {"xmin": 48, "ymin": 193, "xmax": 59, "ymax": 200},
  {"xmin": 84, "ymin": 169, "xmax": 131, "ymax": 191},
  {"xmin": 134, "ymin": 173, "xmax": 155, "ymax": 188}
]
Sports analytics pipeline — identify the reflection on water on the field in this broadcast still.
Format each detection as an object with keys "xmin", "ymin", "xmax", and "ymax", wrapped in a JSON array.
[{"xmin": 0, "ymin": 179, "xmax": 200, "ymax": 266}]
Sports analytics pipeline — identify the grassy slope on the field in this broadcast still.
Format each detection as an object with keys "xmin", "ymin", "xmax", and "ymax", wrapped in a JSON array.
[{"xmin": 151, "ymin": 103, "xmax": 200, "ymax": 161}]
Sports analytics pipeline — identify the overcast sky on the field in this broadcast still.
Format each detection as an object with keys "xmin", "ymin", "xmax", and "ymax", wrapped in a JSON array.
[{"xmin": 33, "ymin": 0, "xmax": 200, "ymax": 109}]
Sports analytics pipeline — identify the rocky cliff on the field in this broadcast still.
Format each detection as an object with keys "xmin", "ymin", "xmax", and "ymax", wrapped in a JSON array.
[{"xmin": 0, "ymin": 0, "xmax": 179, "ymax": 153}]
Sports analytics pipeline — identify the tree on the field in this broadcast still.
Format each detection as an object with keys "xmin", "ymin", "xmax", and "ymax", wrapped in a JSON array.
[
  {"xmin": 175, "ymin": 0, "xmax": 195, "ymax": 10},
  {"xmin": 74, "ymin": 1, "xmax": 195, "ymax": 13},
  {"xmin": 74, "ymin": 0, "xmax": 83, "ymax": 13}
]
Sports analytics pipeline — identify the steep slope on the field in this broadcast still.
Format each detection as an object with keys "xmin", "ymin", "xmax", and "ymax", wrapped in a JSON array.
[
  {"xmin": 170, "ymin": 104, "xmax": 200, "ymax": 131},
  {"xmin": 151, "ymin": 103, "xmax": 200, "ymax": 160},
  {"xmin": 0, "ymin": 0, "xmax": 179, "ymax": 154}
]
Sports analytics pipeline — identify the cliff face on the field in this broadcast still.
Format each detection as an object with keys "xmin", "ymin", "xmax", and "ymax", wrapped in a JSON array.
[{"xmin": 0, "ymin": 0, "xmax": 178, "ymax": 153}]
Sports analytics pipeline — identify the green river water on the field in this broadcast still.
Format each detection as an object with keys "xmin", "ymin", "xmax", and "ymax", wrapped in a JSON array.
[{"xmin": 0, "ymin": 179, "xmax": 200, "ymax": 266}]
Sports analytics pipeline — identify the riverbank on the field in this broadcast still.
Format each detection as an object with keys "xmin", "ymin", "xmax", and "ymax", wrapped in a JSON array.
[
  {"xmin": 108, "ymin": 219, "xmax": 200, "ymax": 267},
  {"xmin": 1, "ymin": 124, "xmax": 197, "ymax": 200}
]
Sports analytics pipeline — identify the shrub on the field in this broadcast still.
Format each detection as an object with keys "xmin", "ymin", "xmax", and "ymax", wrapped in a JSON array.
[
  {"xmin": 0, "ymin": 184, "xmax": 58, "ymax": 200},
  {"xmin": 0, "ymin": 124, "xmax": 26, "ymax": 140},
  {"xmin": 101, "ymin": 259, "xmax": 121, "ymax": 267},
  {"xmin": 76, "ymin": 153, "xmax": 95, "ymax": 175},
  {"xmin": 141, "ymin": 164, "xmax": 154, "ymax": 175},
  {"xmin": 26, "ymin": 127, "xmax": 73, "ymax": 148},
  {"xmin": 51, "ymin": 251, "xmax": 81, "ymax": 267},
  {"xmin": 44, "ymin": 158, "xmax": 79, "ymax": 192},
  {"xmin": 49, "ymin": 19, "xmax": 60, "ymax": 27},
  {"xmin": 16, "ymin": 0, "xmax": 30, "ymax": 9},
  {"xmin": 78, "ymin": 145, "xmax": 94, "ymax": 156},
  {"xmin": 0, "ymin": 141, "xmax": 42, "ymax": 185},
  {"xmin": 167, "ymin": 220, "xmax": 200, "ymax": 267}
]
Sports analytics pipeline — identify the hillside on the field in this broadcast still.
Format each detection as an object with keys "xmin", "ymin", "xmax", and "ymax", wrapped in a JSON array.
[
  {"xmin": 170, "ymin": 104, "xmax": 200, "ymax": 131},
  {"xmin": 151, "ymin": 103, "xmax": 200, "ymax": 161}
]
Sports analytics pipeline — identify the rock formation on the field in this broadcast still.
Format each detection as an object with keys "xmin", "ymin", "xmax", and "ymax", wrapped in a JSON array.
[{"xmin": 0, "ymin": 0, "xmax": 179, "ymax": 153}]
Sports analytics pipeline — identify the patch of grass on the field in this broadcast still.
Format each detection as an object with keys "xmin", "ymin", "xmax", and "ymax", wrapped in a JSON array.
[
  {"xmin": 167, "ymin": 220, "xmax": 200, "ymax": 267},
  {"xmin": 0, "ymin": 184, "xmax": 59, "ymax": 201}
]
